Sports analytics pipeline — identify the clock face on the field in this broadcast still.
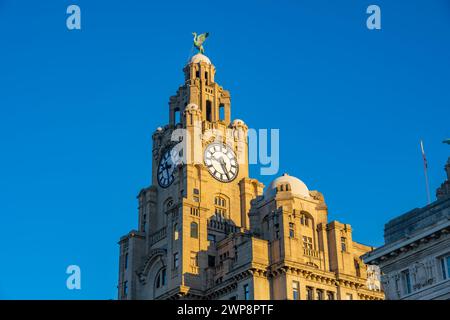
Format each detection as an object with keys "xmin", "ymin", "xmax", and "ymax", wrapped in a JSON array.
[
  {"xmin": 157, "ymin": 149, "xmax": 175, "ymax": 188},
  {"xmin": 204, "ymin": 143, "xmax": 239, "ymax": 183}
]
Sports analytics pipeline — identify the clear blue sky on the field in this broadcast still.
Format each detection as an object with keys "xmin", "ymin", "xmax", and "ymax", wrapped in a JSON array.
[{"xmin": 0, "ymin": 0, "xmax": 449, "ymax": 299}]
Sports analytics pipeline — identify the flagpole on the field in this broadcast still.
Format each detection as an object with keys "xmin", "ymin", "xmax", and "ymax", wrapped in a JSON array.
[{"xmin": 420, "ymin": 140, "xmax": 431, "ymax": 204}]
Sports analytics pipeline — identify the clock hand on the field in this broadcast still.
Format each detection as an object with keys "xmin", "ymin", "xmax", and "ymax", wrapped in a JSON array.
[
  {"xmin": 164, "ymin": 162, "xmax": 172, "ymax": 178},
  {"xmin": 219, "ymin": 157, "xmax": 230, "ymax": 180}
]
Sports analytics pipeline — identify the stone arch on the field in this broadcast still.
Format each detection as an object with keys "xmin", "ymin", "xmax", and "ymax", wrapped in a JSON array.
[
  {"xmin": 139, "ymin": 249, "xmax": 167, "ymax": 282},
  {"xmin": 137, "ymin": 249, "xmax": 167, "ymax": 300},
  {"xmin": 164, "ymin": 198, "xmax": 174, "ymax": 211}
]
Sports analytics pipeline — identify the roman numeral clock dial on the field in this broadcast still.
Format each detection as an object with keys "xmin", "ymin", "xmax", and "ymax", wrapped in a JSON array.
[
  {"xmin": 157, "ymin": 148, "xmax": 175, "ymax": 188},
  {"xmin": 204, "ymin": 143, "xmax": 239, "ymax": 183}
]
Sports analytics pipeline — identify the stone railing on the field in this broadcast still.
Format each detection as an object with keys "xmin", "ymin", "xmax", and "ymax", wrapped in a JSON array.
[
  {"xmin": 207, "ymin": 219, "xmax": 240, "ymax": 234},
  {"xmin": 303, "ymin": 248, "xmax": 321, "ymax": 259},
  {"xmin": 189, "ymin": 266, "xmax": 199, "ymax": 274},
  {"xmin": 149, "ymin": 227, "xmax": 167, "ymax": 246}
]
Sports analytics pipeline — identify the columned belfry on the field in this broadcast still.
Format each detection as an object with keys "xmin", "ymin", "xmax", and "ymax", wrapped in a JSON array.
[
  {"xmin": 168, "ymin": 50, "xmax": 231, "ymax": 128},
  {"xmin": 117, "ymin": 36, "xmax": 384, "ymax": 300}
]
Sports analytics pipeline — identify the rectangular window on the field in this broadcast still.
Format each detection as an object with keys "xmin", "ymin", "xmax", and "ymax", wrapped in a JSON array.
[
  {"xmin": 124, "ymin": 252, "xmax": 128, "ymax": 270},
  {"xmin": 208, "ymin": 255, "xmax": 215, "ymax": 267},
  {"xmin": 346, "ymin": 293, "xmax": 353, "ymax": 300},
  {"xmin": 206, "ymin": 100, "xmax": 212, "ymax": 122},
  {"xmin": 289, "ymin": 223, "xmax": 295, "ymax": 238},
  {"xmin": 302, "ymin": 236, "xmax": 313, "ymax": 249},
  {"xmin": 316, "ymin": 289, "xmax": 324, "ymax": 300},
  {"xmin": 440, "ymin": 255, "xmax": 450, "ymax": 280},
  {"xmin": 401, "ymin": 269, "xmax": 412, "ymax": 295},
  {"xmin": 243, "ymin": 284, "xmax": 250, "ymax": 300},
  {"xmin": 190, "ymin": 222, "xmax": 198, "ymax": 238},
  {"xmin": 174, "ymin": 109, "xmax": 180, "ymax": 124},
  {"xmin": 142, "ymin": 214, "xmax": 147, "ymax": 232},
  {"xmin": 123, "ymin": 281, "xmax": 128, "ymax": 296},
  {"xmin": 306, "ymin": 287, "xmax": 314, "ymax": 300},
  {"xmin": 341, "ymin": 237, "xmax": 347, "ymax": 252},
  {"xmin": 173, "ymin": 253, "xmax": 179, "ymax": 269},
  {"xmin": 207, "ymin": 233, "xmax": 216, "ymax": 244},
  {"xmin": 327, "ymin": 291, "xmax": 334, "ymax": 300},
  {"xmin": 292, "ymin": 281, "xmax": 300, "ymax": 300},
  {"xmin": 219, "ymin": 104, "xmax": 225, "ymax": 120}
]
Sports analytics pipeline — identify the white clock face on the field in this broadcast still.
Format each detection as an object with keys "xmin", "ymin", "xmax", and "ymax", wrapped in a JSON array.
[
  {"xmin": 157, "ymin": 149, "xmax": 175, "ymax": 188},
  {"xmin": 204, "ymin": 143, "xmax": 239, "ymax": 182}
]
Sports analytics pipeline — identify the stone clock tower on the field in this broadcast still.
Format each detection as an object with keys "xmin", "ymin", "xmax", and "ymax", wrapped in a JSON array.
[
  {"xmin": 118, "ymin": 52, "xmax": 263, "ymax": 300},
  {"xmin": 118, "ymin": 46, "xmax": 384, "ymax": 301}
]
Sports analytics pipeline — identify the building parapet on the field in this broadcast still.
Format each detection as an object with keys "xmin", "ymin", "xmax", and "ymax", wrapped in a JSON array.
[{"xmin": 149, "ymin": 227, "xmax": 167, "ymax": 246}]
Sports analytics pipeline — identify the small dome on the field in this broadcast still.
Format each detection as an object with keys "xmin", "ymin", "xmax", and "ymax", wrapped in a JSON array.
[
  {"xmin": 189, "ymin": 53, "xmax": 211, "ymax": 65},
  {"xmin": 264, "ymin": 173, "xmax": 310, "ymax": 199}
]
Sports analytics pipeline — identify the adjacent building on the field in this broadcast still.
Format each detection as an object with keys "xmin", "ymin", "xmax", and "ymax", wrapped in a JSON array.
[
  {"xmin": 363, "ymin": 158, "xmax": 450, "ymax": 300},
  {"xmin": 117, "ymin": 51, "xmax": 384, "ymax": 300}
]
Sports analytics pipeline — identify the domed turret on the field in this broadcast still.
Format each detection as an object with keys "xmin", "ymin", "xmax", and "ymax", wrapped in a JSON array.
[
  {"xmin": 264, "ymin": 173, "xmax": 310, "ymax": 199},
  {"xmin": 189, "ymin": 53, "xmax": 211, "ymax": 65}
]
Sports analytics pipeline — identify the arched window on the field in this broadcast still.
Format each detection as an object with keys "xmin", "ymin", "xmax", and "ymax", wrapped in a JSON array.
[
  {"xmin": 174, "ymin": 108, "xmax": 180, "ymax": 125},
  {"xmin": 206, "ymin": 100, "xmax": 212, "ymax": 122},
  {"xmin": 300, "ymin": 212, "xmax": 314, "ymax": 227},
  {"xmin": 300, "ymin": 214, "xmax": 309, "ymax": 226},
  {"xmin": 190, "ymin": 222, "xmax": 198, "ymax": 238},
  {"xmin": 155, "ymin": 268, "xmax": 167, "ymax": 289},
  {"xmin": 173, "ymin": 223, "xmax": 179, "ymax": 241},
  {"xmin": 219, "ymin": 104, "xmax": 225, "ymax": 120},
  {"xmin": 214, "ymin": 196, "xmax": 227, "ymax": 220}
]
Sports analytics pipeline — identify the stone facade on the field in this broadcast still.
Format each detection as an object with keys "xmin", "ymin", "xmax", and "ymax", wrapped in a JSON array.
[
  {"xmin": 117, "ymin": 53, "xmax": 384, "ymax": 300},
  {"xmin": 363, "ymin": 158, "xmax": 450, "ymax": 300}
]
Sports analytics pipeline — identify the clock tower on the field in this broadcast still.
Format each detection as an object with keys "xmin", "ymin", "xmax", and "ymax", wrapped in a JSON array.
[{"xmin": 118, "ymin": 51, "xmax": 264, "ymax": 299}]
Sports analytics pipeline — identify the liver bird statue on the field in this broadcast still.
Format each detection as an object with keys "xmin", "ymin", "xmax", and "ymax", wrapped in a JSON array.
[{"xmin": 192, "ymin": 32, "xmax": 209, "ymax": 54}]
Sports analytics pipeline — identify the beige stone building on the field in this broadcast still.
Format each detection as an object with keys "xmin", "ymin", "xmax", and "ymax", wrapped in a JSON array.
[{"xmin": 117, "ymin": 52, "xmax": 384, "ymax": 300}]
